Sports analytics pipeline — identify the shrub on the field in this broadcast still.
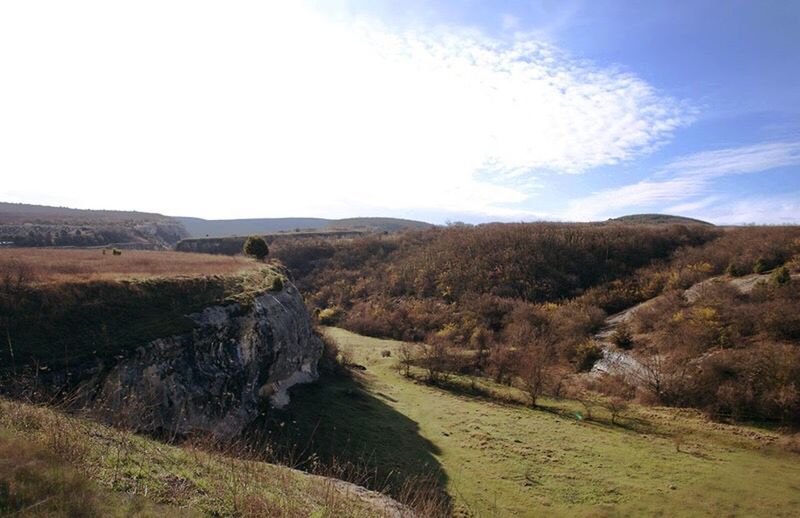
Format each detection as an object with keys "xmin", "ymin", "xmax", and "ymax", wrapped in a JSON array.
[
  {"xmin": 316, "ymin": 329, "xmax": 351, "ymax": 377},
  {"xmin": 601, "ymin": 396, "xmax": 630, "ymax": 425},
  {"xmin": 574, "ymin": 341, "xmax": 604, "ymax": 372},
  {"xmin": 771, "ymin": 266, "xmax": 791, "ymax": 286},
  {"xmin": 517, "ymin": 346, "xmax": 555, "ymax": 407},
  {"xmin": 318, "ymin": 307, "xmax": 343, "ymax": 326},
  {"xmin": 725, "ymin": 261, "xmax": 748, "ymax": 277},
  {"xmin": 611, "ymin": 325, "xmax": 634, "ymax": 349},
  {"xmin": 397, "ymin": 342, "xmax": 416, "ymax": 377},
  {"xmin": 270, "ymin": 275, "xmax": 284, "ymax": 291},
  {"xmin": 243, "ymin": 236, "xmax": 269, "ymax": 261}
]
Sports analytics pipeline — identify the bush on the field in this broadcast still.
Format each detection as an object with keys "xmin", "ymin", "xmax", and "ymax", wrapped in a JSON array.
[
  {"xmin": 317, "ymin": 329, "xmax": 350, "ymax": 376},
  {"xmin": 574, "ymin": 341, "xmax": 604, "ymax": 372},
  {"xmin": 771, "ymin": 266, "xmax": 791, "ymax": 286},
  {"xmin": 270, "ymin": 276, "xmax": 284, "ymax": 291},
  {"xmin": 725, "ymin": 261, "xmax": 748, "ymax": 277},
  {"xmin": 318, "ymin": 307, "xmax": 343, "ymax": 326},
  {"xmin": 243, "ymin": 236, "xmax": 269, "ymax": 260},
  {"xmin": 611, "ymin": 325, "xmax": 634, "ymax": 349}
]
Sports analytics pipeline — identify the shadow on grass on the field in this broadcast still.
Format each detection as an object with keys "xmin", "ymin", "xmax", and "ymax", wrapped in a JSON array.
[{"xmin": 245, "ymin": 371, "xmax": 450, "ymax": 511}]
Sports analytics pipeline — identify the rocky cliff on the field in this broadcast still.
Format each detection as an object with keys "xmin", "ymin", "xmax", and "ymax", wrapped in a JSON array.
[{"xmin": 89, "ymin": 282, "xmax": 322, "ymax": 438}]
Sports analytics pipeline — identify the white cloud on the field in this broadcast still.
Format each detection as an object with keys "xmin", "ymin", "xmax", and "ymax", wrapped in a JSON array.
[
  {"xmin": 501, "ymin": 14, "xmax": 520, "ymax": 30},
  {"xmin": 664, "ymin": 195, "xmax": 722, "ymax": 214},
  {"xmin": 702, "ymin": 193, "xmax": 800, "ymax": 225},
  {"xmin": 0, "ymin": 1, "xmax": 689, "ymax": 219},
  {"xmin": 565, "ymin": 141, "xmax": 800, "ymax": 221}
]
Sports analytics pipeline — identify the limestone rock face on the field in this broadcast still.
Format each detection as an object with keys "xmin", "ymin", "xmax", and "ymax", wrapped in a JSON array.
[{"xmin": 93, "ymin": 283, "xmax": 322, "ymax": 438}]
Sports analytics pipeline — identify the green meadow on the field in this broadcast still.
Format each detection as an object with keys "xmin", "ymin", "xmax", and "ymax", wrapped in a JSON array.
[{"xmin": 276, "ymin": 327, "xmax": 800, "ymax": 517}]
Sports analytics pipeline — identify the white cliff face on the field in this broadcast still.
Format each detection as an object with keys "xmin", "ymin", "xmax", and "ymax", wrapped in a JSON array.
[{"xmin": 92, "ymin": 283, "xmax": 322, "ymax": 438}]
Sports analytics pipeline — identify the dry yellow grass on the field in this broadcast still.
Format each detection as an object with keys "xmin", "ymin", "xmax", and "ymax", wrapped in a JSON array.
[{"xmin": 0, "ymin": 248, "xmax": 259, "ymax": 284}]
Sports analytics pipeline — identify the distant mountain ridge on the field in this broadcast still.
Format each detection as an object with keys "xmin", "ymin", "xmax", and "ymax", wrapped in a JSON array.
[
  {"xmin": 176, "ymin": 216, "xmax": 434, "ymax": 237},
  {"xmin": 0, "ymin": 202, "xmax": 187, "ymax": 248},
  {"xmin": 0, "ymin": 202, "xmax": 435, "ymax": 247},
  {"xmin": 0, "ymin": 202, "xmax": 173, "ymax": 225}
]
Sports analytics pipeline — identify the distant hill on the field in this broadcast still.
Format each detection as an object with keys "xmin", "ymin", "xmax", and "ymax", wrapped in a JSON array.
[
  {"xmin": 606, "ymin": 214, "xmax": 714, "ymax": 226},
  {"xmin": 176, "ymin": 216, "xmax": 433, "ymax": 238},
  {"xmin": 0, "ymin": 202, "xmax": 187, "ymax": 248},
  {"xmin": 0, "ymin": 202, "xmax": 434, "ymax": 248}
]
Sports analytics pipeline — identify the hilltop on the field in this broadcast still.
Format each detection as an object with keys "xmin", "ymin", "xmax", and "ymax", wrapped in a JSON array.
[{"xmin": 606, "ymin": 213, "xmax": 714, "ymax": 226}]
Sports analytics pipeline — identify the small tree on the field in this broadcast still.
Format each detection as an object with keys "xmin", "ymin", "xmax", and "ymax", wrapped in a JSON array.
[
  {"xmin": 243, "ymin": 236, "xmax": 269, "ymax": 261},
  {"xmin": 518, "ymin": 348, "xmax": 550, "ymax": 407},
  {"xmin": 397, "ymin": 342, "xmax": 415, "ymax": 377},
  {"xmin": 420, "ymin": 341, "xmax": 450, "ymax": 384},
  {"xmin": 469, "ymin": 327, "xmax": 492, "ymax": 375},
  {"xmin": 600, "ymin": 396, "xmax": 629, "ymax": 425}
]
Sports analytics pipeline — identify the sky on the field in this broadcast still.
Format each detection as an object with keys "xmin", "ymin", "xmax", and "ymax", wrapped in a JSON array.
[{"xmin": 0, "ymin": 0, "xmax": 798, "ymax": 224}]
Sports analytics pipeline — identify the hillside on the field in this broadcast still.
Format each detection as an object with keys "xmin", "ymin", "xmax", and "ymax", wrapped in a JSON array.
[
  {"xmin": 272, "ymin": 223, "xmax": 800, "ymax": 426},
  {"xmin": 0, "ymin": 202, "xmax": 188, "ymax": 248},
  {"xmin": 274, "ymin": 328, "xmax": 800, "ymax": 516},
  {"xmin": 176, "ymin": 216, "xmax": 433, "ymax": 238},
  {"xmin": 606, "ymin": 213, "xmax": 714, "ymax": 226},
  {"xmin": 0, "ymin": 397, "xmax": 407, "ymax": 517}
]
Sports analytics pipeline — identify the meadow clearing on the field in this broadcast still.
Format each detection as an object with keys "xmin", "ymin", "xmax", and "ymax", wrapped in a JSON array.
[{"xmin": 276, "ymin": 327, "xmax": 800, "ymax": 517}]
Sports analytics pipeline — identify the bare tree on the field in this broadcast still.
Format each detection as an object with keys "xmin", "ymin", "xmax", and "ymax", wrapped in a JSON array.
[
  {"xmin": 397, "ymin": 342, "xmax": 415, "ymax": 377},
  {"xmin": 420, "ymin": 341, "xmax": 450, "ymax": 384},
  {"xmin": 515, "ymin": 328, "xmax": 558, "ymax": 407},
  {"xmin": 518, "ymin": 346, "xmax": 554, "ymax": 407},
  {"xmin": 600, "ymin": 396, "xmax": 629, "ymax": 425}
]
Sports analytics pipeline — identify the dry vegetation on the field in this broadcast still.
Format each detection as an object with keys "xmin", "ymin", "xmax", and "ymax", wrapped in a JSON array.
[
  {"xmin": 0, "ymin": 248, "xmax": 258, "ymax": 284},
  {"xmin": 0, "ymin": 397, "xmax": 405, "ymax": 517},
  {"xmin": 274, "ymin": 224, "xmax": 800, "ymax": 426}
]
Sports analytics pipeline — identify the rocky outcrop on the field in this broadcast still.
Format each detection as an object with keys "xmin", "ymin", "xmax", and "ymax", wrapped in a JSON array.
[{"xmin": 91, "ymin": 282, "xmax": 322, "ymax": 438}]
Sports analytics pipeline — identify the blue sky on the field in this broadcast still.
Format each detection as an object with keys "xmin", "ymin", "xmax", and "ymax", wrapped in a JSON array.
[{"xmin": 1, "ymin": 1, "xmax": 798, "ymax": 223}]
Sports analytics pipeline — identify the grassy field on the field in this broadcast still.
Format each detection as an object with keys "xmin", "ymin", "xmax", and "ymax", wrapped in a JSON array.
[
  {"xmin": 0, "ymin": 248, "xmax": 258, "ymax": 284},
  {"xmin": 0, "ymin": 397, "xmax": 403, "ymax": 517},
  {"xmin": 276, "ymin": 328, "xmax": 800, "ymax": 517}
]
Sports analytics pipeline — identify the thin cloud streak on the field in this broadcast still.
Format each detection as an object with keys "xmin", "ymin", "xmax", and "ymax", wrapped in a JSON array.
[{"xmin": 564, "ymin": 141, "xmax": 800, "ymax": 221}]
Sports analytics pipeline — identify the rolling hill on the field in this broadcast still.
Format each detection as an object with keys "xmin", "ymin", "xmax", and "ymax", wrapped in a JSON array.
[
  {"xmin": 176, "ymin": 216, "xmax": 434, "ymax": 238},
  {"xmin": 606, "ymin": 213, "xmax": 714, "ymax": 226}
]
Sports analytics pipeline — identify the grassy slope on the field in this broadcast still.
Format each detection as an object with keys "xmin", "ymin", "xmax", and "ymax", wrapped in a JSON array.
[
  {"xmin": 285, "ymin": 328, "xmax": 800, "ymax": 517},
  {"xmin": 0, "ymin": 398, "xmax": 399, "ymax": 517}
]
